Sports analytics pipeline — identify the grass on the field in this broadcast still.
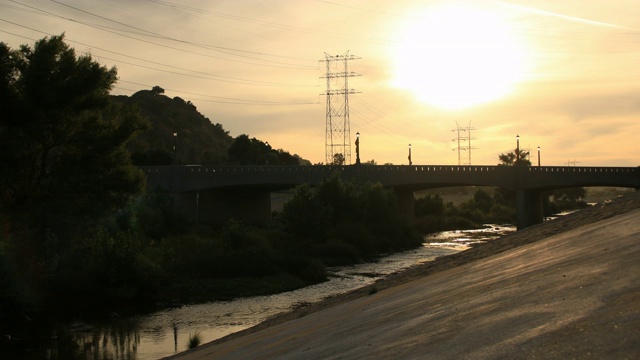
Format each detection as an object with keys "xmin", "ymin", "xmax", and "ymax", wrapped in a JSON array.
[{"xmin": 188, "ymin": 332, "xmax": 201, "ymax": 349}]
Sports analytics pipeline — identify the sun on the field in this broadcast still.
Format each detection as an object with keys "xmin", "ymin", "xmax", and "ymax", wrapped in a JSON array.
[{"xmin": 392, "ymin": 3, "xmax": 526, "ymax": 110}]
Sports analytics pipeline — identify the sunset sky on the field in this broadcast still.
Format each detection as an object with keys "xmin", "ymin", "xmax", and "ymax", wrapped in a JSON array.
[{"xmin": 2, "ymin": 0, "xmax": 639, "ymax": 166}]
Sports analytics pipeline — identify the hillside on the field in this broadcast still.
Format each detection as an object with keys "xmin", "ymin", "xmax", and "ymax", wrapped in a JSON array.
[
  {"xmin": 113, "ymin": 86, "xmax": 309, "ymax": 166},
  {"xmin": 112, "ymin": 87, "xmax": 232, "ymax": 165}
]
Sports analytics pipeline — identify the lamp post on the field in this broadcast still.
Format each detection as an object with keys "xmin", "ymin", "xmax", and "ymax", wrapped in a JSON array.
[
  {"xmin": 515, "ymin": 134, "xmax": 520, "ymax": 165},
  {"xmin": 173, "ymin": 132, "xmax": 178, "ymax": 164},
  {"xmin": 408, "ymin": 143, "xmax": 412, "ymax": 166},
  {"xmin": 355, "ymin": 132, "xmax": 360, "ymax": 165},
  {"xmin": 172, "ymin": 131, "xmax": 178, "ymax": 190},
  {"xmin": 537, "ymin": 146, "xmax": 541, "ymax": 167}
]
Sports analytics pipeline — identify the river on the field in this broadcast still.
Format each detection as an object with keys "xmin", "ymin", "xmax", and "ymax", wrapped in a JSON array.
[{"xmin": 7, "ymin": 225, "xmax": 514, "ymax": 360}]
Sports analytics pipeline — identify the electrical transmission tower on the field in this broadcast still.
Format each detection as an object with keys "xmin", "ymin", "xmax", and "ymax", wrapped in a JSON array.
[
  {"xmin": 320, "ymin": 51, "xmax": 361, "ymax": 164},
  {"xmin": 451, "ymin": 122, "xmax": 477, "ymax": 165}
]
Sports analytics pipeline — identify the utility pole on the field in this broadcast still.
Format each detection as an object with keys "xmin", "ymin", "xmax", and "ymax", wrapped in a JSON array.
[
  {"xmin": 451, "ymin": 121, "xmax": 477, "ymax": 165},
  {"xmin": 320, "ymin": 52, "xmax": 361, "ymax": 164}
]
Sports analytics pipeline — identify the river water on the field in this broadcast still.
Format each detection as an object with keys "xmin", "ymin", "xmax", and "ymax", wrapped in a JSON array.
[{"xmin": 13, "ymin": 225, "xmax": 514, "ymax": 360}]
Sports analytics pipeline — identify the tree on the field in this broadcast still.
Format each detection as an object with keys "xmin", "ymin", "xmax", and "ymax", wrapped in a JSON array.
[
  {"xmin": 151, "ymin": 85, "xmax": 165, "ymax": 95},
  {"xmin": 0, "ymin": 35, "xmax": 148, "ymax": 240},
  {"xmin": 493, "ymin": 148, "xmax": 532, "ymax": 207},
  {"xmin": 414, "ymin": 193, "xmax": 445, "ymax": 217},
  {"xmin": 332, "ymin": 153, "xmax": 345, "ymax": 165},
  {"xmin": 498, "ymin": 149, "xmax": 531, "ymax": 166},
  {"xmin": 550, "ymin": 187, "xmax": 588, "ymax": 212},
  {"xmin": 228, "ymin": 134, "xmax": 270, "ymax": 165},
  {"xmin": 228, "ymin": 134, "xmax": 301, "ymax": 165}
]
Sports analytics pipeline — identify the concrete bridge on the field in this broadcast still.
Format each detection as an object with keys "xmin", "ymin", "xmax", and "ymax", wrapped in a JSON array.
[{"xmin": 141, "ymin": 165, "xmax": 640, "ymax": 229}]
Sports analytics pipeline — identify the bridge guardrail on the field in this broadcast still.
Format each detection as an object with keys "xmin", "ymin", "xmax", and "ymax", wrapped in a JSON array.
[
  {"xmin": 526, "ymin": 166, "xmax": 637, "ymax": 173},
  {"xmin": 140, "ymin": 165, "xmax": 639, "ymax": 192},
  {"xmin": 142, "ymin": 165, "xmax": 508, "ymax": 174},
  {"xmin": 140, "ymin": 165, "xmax": 639, "ymax": 177}
]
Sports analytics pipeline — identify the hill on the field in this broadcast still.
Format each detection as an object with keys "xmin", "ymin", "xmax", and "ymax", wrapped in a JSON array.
[{"xmin": 113, "ymin": 86, "xmax": 308, "ymax": 165}]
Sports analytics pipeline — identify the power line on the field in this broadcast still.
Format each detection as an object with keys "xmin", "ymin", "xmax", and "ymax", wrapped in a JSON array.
[
  {"xmin": 0, "ymin": 19, "xmax": 317, "ymax": 87},
  {"xmin": 118, "ymin": 81, "xmax": 317, "ymax": 105},
  {"xmin": 8, "ymin": 0, "xmax": 315, "ymax": 69},
  {"xmin": 147, "ymin": 0, "xmax": 394, "ymax": 46}
]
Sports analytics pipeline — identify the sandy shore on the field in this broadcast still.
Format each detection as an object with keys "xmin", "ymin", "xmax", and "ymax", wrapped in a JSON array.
[{"xmin": 167, "ymin": 191, "xmax": 640, "ymax": 359}]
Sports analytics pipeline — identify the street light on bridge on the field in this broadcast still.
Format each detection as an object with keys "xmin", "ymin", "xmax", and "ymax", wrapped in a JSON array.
[
  {"xmin": 173, "ymin": 131, "xmax": 178, "ymax": 164},
  {"xmin": 538, "ymin": 146, "xmax": 541, "ymax": 167},
  {"xmin": 355, "ymin": 132, "xmax": 360, "ymax": 165},
  {"xmin": 408, "ymin": 143, "xmax": 412, "ymax": 166},
  {"xmin": 516, "ymin": 134, "xmax": 520, "ymax": 165}
]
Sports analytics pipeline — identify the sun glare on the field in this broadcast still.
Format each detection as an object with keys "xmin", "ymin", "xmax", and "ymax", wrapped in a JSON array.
[{"xmin": 392, "ymin": 3, "xmax": 526, "ymax": 110}]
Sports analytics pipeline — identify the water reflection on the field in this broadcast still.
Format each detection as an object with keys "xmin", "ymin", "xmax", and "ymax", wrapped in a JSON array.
[
  {"xmin": 6, "ymin": 225, "xmax": 513, "ymax": 360},
  {"xmin": 35, "ymin": 322, "xmax": 141, "ymax": 360}
]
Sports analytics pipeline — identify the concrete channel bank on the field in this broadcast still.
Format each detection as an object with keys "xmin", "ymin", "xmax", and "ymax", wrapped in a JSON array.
[{"xmin": 167, "ymin": 192, "xmax": 640, "ymax": 359}]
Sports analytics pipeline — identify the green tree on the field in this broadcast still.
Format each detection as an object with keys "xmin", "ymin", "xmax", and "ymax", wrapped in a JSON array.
[{"xmin": 0, "ymin": 35, "xmax": 147, "ymax": 250}]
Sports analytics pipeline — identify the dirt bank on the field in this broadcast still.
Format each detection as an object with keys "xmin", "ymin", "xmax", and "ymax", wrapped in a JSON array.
[{"xmin": 168, "ymin": 191, "xmax": 640, "ymax": 359}]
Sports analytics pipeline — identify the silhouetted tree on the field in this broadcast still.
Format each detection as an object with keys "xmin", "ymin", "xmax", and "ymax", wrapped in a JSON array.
[
  {"xmin": 0, "ymin": 35, "xmax": 148, "ymax": 238},
  {"xmin": 332, "ymin": 153, "xmax": 345, "ymax": 165},
  {"xmin": 550, "ymin": 187, "xmax": 588, "ymax": 212},
  {"xmin": 498, "ymin": 149, "xmax": 531, "ymax": 166},
  {"xmin": 493, "ymin": 148, "xmax": 532, "ymax": 208},
  {"xmin": 151, "ymin": 85, "xmax": 165, "ymax": 95},
  {"xmin": 0, "ymin": 35, "xmax": 148, "ymax": 305},
  {"xmin": 228, "ymin": 134, "xmax": 298, "ymax": 165}
]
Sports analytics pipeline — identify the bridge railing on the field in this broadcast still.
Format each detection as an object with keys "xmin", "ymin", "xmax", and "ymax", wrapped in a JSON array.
[
  {"xmin": 141, "ymin": 165, "xmax": 506, "ymax": 174},
  {"xmin": 140, "ymin": 165, "xmax": 639, "ymax": 192},
  {"xmin": 526, "ymin": 166, "xmax": 638, "ymax": 173},
  {"xmin": 140, "ymin": 165, "xmax": 639, "ymax": 177}
]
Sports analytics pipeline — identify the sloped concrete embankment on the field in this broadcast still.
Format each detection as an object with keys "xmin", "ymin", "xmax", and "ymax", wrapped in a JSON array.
[{"xmin": 170, "ymin": 192, "xmax": 640, "ymax": 359}]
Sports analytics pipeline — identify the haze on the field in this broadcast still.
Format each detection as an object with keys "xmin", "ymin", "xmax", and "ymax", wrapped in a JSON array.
[{"xmin": 2, "ymin": 0, "xmax": 639, "ymax": 166}]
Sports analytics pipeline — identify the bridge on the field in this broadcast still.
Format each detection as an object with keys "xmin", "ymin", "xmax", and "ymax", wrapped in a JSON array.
[{"xmin": 142, "ymin": 164, "xmax": 640, "ymax": 230}]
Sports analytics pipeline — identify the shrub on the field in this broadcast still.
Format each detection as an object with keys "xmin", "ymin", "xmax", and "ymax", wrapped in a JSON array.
[{"xmin": 188, "ymin": 332, "xmax": 201, "ymax": 349}]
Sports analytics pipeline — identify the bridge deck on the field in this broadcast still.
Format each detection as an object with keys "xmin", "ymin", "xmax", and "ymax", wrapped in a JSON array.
[{"xmin": 142, "ymin": 165, "xmax": 640, "ymax": 192}]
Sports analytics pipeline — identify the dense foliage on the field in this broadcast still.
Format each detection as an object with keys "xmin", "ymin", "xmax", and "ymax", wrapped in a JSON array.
[
  {"xmin": 228, "ymin": 134, "xmax": 306, "ymax": 165},
  {"xmin": 414, "ymin": 189, "xmax": 513, "ymax": 232},
  {"xmin": 0, "ymin": 35, "xmax": 148, "ymax": 318},
  {"xmin": 279, "ymin": 175, "xmax": 422, "ymax": 265}
]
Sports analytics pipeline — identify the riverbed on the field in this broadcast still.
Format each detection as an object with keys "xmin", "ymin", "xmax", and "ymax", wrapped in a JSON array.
[{"xmin": 13, "ymin": 225, "xmax": 514, "ymax": 360}]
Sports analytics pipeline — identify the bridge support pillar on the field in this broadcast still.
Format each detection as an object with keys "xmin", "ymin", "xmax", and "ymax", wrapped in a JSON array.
[
  {"xmin": 394, "ymin": 188, "xmax": 415, "ymax": 222},
  {"xmin": 173, "ymin": 188, "xmax": 272, "ymax": 227},
  {"xmin": 516, "ymin": 189, "xmax": 544, "ymax": 230}
]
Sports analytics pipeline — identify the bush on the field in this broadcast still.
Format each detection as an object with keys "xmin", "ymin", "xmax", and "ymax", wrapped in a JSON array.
[
  {"xmin": 53, "ymin": 230, "xmax": 163, "ymax": 309},
  {"xmin": 415, "ymin": 193, "xmax": 445, "ymax": 217},
  {"xmin": 314, "ymin": 240, "xmax": 362, "ymax": 266}
]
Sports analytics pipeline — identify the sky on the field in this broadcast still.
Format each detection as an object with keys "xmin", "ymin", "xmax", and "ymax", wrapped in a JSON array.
[{"xmin": 1, "ymin": 0, "xmax": 639, "ymax": 166}]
